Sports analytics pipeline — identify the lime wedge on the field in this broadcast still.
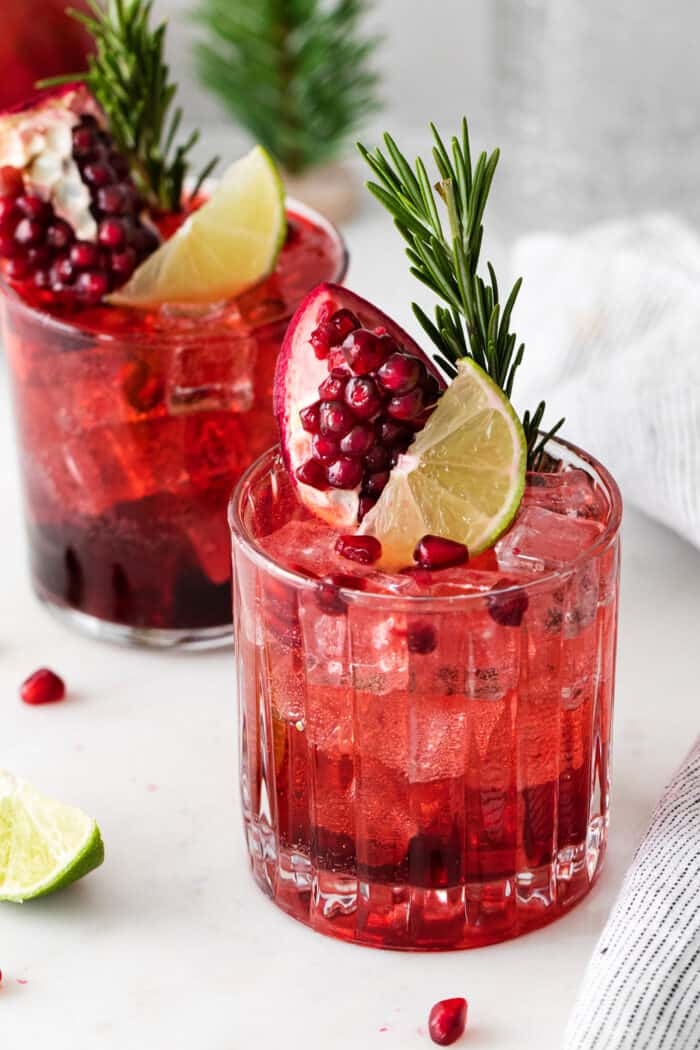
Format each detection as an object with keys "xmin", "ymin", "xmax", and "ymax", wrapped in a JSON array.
[
  {"xmin": 109, "ymin": 146, "xmax": 286, "ymax": 307},
  {"xmin": 360, "ymin": 358, "xmax": 527, "ymax": 570},
  {"xmin": 0, "ymin": 770, "xmax": 104, "ymax": 902}
]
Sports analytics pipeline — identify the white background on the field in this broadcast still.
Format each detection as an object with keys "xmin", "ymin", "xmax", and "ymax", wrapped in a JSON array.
[{"xmin": 2, "ymin": 3, "xmax": 700, "ymax": 1048}]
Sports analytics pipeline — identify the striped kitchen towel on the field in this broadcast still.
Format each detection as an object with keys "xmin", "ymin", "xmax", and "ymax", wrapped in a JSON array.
[{"xmin": 564, "ymin": 738, "xmax": 700, "ymax": 1049}]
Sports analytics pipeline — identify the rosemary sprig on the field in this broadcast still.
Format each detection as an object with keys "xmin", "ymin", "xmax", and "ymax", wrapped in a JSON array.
[
  {"xmin": 42, "ymin": 0, "xmax": 218, "ymax": 212},
  {"xmin": 358, "ymin": 120, "xmax": 564, "ymax": 469}
]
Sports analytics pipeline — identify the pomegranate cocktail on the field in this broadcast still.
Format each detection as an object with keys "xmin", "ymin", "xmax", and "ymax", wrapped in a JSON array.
[
  {"xmin": 0, "ymin": 84, "xmax": 344, "ymax": 645},
  {"xmin": 231, "ymin": 122, "xmax": 622, "ymax": 950}
]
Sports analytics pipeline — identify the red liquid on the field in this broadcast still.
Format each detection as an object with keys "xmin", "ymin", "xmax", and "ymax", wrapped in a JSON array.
[
  {"xmin": 233, "ymin": 448, "xmax": 621, "ymax": 949},
  {"xmin": 1, "ymin": 211, "xmax": 343, "ymax": 634}
]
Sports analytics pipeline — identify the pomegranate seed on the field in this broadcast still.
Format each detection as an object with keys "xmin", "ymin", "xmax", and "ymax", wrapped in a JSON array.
[
  {"xmin": 284, "ymin": 219, "xmax": 299, "ymax": 245},
  {"xmin": 13, "ymin": 217, "xmax": 45, "ymax": 247},
  {"xmin": 319, "ymin": 400, "xmax": 354, "ymax": 438},
  {"xmin": 363, "ymin": 444, "xmax": 390, "ymax": 472},
  {"xmin": 0, "ymin": 198, "xmax": 19, "ymax": 232},
  {"xmin": 310, "ymin": 321, "xmax": 333, "ymax": 359},
  {"xmin": 487, "ymin": 579, "xmax": 529, "ymax": 627},
  {"xmin": 318, "ymin": 373, "xmax": 347, "ymax": 401},
  {"xmin": 129, "ymin": 226, "xmax": 159, "ymax": 257},
  {"xmin": 98, "ymin": 218, "xmax": 126, "ymax": 248},
  {"xmin": 422, "ymin": 372, "xmax": 442, "ymax": 405},
  {"xmin": 0, "ymin": 165, "xmax": 24, "ymax": 198},
  {"xmin": 327, "ymin": 456, "xmax": 364, "ymax": 489},
  {"xmin": 299, "ymin": 401, "xmax": 321, "ymax": 434},
  {"xmin": 296, "ymin": 458, "xmax": 328, "ymax": 489},
  {"xmin": 414, "ymin": 535, "xmax": 469, "ymax": 569},
  {"xmin": 329, "ymin": 308, "xmax": 360, "ymax": 341},
  {"xmin": 407, "ymin": 621, "xmax": 437, "ymax": 654},
  {"xmin": 340, "ymin": 423, "xmax": 375, "ymax": 457},
  {"xmin": 72, "ymin": 126, "xmax": 96, "ymax": 153},
  {"xmin": 387, "ymin": 386, "xmax": 425, "ymax": 421},
  {"xmin": 16, "ymin": 195, "xmax": 52, "ymax": 223},
  {"xmin": 46, "ymin": 219, "xmax": 74, "ymax": 249},
  {"xmin": 428, "ymin": 998, "xmax": 468, "ymax": 1046},
  {"xmin": 121, "ymin": 359, "xmax": 164, "ymax": 413},
  {"xmin": 311, "ymin": 433, "xmax": 339, "ymax": 464},
  {"xmin": 70, "ymin": 241, "xmax": 101, "ymax": 269},
  {"xmin": 96, "ymin": 184, "xmax": 129, "ymax": 215},
  {"xmin": 109, "ymin": 152, "xmax": 131, "ymax": 179},
  {"xmin": 26, "ymin": 245, "xmax": 50, "ymax": 269},
  {"xmin": 33, "ymin": 268, "xmax": 51, "ymax": 289},
  {"xmin": 109, "ymin": 246, "xmax": 137, "ymax": 279},
  {"xmin": 335, "ymin": 534, "xmax": 382, "ymax": 564},
  {"xmin": 363, "ymin": 470, "xmax": 390, "ymax": 496},
  {"xmin": 0, "ymin": 233, "xmax": 20, "ymax": 257},
  {"xmin": 377, "ymin": 352, "xmax": 422, "ymax": 394},
  {"xmin": 76, "ymin": 269, "xmax": 110, "ymax": 303},
  {"xmin": 5, "ymin": 256, "xmax": 32, "ymax": 280},
  {"xmin": 51, "ymin": 256, "xmax": 75, "ymax": 284},
  {"xmin": 344, "ymin": 376, "xmax": 383, "ymax": 419},
  {"xmin": 83, "ymin": 162, "xmax": 115, "ymax": 187},
  {"xmin": 357, "ymin": 494, "xmax": 376, "ymax": 522},
  {"xmin": 342, "ymin": 328, "xmax": 388, "ymax": 373},
  {"xmin": 315, "ymin": 576, "xmax": 347, "ymax": 615},
  {"xmin": 20, "ymin": 668, "xmax": 66, "ymax": 705},
  {"xmin": 380, "ymin": 419, "xmax": 413, "ymax": 448}
]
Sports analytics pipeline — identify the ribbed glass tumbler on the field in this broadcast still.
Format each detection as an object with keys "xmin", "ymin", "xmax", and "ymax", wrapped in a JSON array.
[{"xmin": 230, "ymin": 440, "xmax": 622, "ymax": 950}]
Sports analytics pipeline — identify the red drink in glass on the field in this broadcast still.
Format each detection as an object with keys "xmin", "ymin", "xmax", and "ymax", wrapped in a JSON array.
[
  {"xmin": 230, "ymin": 439, "xmax": 621, "ymax": 949},
  {"xmin": 1, "ymin": 203, "xmax": 346, "ymax": 645}
]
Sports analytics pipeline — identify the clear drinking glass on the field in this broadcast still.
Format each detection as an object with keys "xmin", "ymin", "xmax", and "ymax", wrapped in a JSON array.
[
  {"xmin": 230, "ymin": 439, "xmax": 622, "ymax": 950},
  {"xmin": 0, "ymin": 201, "xmax": 347, "ymax": 648}
]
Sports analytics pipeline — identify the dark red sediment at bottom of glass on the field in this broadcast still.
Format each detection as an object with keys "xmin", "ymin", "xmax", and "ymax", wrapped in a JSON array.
[{"xmin": 27, "ymin": 507, "xmax": 231, "ymax": 630}]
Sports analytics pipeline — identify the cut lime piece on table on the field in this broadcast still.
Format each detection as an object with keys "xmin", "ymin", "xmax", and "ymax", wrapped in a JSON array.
[
  {"xmin": 109, "ymin": 145, "xmax": 286, "ymax": 307},
  {"xmin": 360, "ymin": 357, "xmax": 527, "ymax": 570},
  {"xmin": 0, "ymin": 770, "xmax": 104, "ymax": 902}
]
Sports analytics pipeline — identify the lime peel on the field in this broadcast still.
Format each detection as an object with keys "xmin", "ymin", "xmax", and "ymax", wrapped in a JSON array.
[{"xmin": 0, "ymin": 770, "xmax": 104, "ymax": 903}]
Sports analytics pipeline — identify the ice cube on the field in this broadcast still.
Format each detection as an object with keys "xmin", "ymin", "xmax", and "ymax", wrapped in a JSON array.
[
  {"xmin": 496, "ymin": 505, "xmax": 604, "ymax": 575},
  {"xmin": 523, "ymin": 468, "xmax": 609, "ymax": 523}
]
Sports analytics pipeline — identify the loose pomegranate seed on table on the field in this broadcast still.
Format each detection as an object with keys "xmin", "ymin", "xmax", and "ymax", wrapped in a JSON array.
[
  {"xmin": 20, "ymin": 668, "xmax": 66, "ymax": 705},
  {"xmin": 428, "ymin": 997, "xmax": 468, "ymax": 1046}
]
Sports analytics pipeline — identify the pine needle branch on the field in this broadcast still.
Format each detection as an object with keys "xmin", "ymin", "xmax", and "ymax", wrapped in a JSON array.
[{"xmin": 193, "ymin": 0, "xmax": 381, "ymax": 175}]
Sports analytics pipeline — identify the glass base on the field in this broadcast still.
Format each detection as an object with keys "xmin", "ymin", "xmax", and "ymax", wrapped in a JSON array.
[
  {"xmin": 40, "ymin": 597, "xmax": 232, "ymax": 650},
  {"xmin": 244, "ymin": 816, "xmax": 608, "ymax": 951}
]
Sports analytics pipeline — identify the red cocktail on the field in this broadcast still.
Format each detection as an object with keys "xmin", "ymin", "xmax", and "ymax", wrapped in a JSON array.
[
  {"xmin": 230, "ymin": 438, "xmax": 621, "ymax": 949},
  {"xmin": 1, "ymin": 203, "xmax": 346, "ymax": 644}
]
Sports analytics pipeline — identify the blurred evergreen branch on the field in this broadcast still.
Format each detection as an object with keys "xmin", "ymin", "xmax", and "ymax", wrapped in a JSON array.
[{"xmin": 193, "ymin": 0, "xmax": 381, "ymax": 174}]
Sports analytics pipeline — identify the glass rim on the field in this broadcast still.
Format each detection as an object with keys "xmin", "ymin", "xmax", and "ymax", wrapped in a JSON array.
[
  {"xmin": 0, "ymin": 196, "xmax": 349, "ymax": 346},
  {"xmin": 228, "ymin": 435, "xmax": 623, "ymax": 607}
]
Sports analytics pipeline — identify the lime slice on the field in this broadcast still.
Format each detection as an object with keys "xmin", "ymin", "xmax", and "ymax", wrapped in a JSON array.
[
  {"xmin": 0, "ymin": 770, "xmax": 104, "ymax": 902},
  {"xmin": 360, "ymin": 358, "xmax": 527, "ymax": 570},
  {"xmin": 109, "ymin": 146, "xmax": 286, "ymax": 307}
]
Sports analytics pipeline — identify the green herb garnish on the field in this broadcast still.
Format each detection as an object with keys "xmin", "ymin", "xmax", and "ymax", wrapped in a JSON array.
[
  {"xmin": 358, "ymin": 119, "xmax": 564, "ymax": 469},
  {"xmin": 194, "ymin": 0, "xmax": 380, "ymax": 176},
  {"xmin": 43, "ymin": 0, "xmax": 218, "ymax": 212}
]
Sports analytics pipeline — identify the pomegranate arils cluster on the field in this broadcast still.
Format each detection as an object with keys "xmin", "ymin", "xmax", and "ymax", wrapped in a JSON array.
[
  {"xmin": 297, "ymin": 308, "xmax": 441, "ymax": 522},
  {"xmin": 0, "ymin": 114, "xmax": 158, "ymax": 307}
]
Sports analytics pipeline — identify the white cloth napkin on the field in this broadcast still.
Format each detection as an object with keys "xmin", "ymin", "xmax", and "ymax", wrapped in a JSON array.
[
  {"xmin": 511, "ymin": 213, "xmax": 700, "ymax": 549},
  {"xmin": 564, "ymin": 738, "xmax": 700, "ymax": 1049}
]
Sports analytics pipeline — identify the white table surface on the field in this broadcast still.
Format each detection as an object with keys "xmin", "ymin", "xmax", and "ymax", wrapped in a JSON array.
[{"xmin": 1, "ymin": 206, "xmax": 699, "ymax": 1050}]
